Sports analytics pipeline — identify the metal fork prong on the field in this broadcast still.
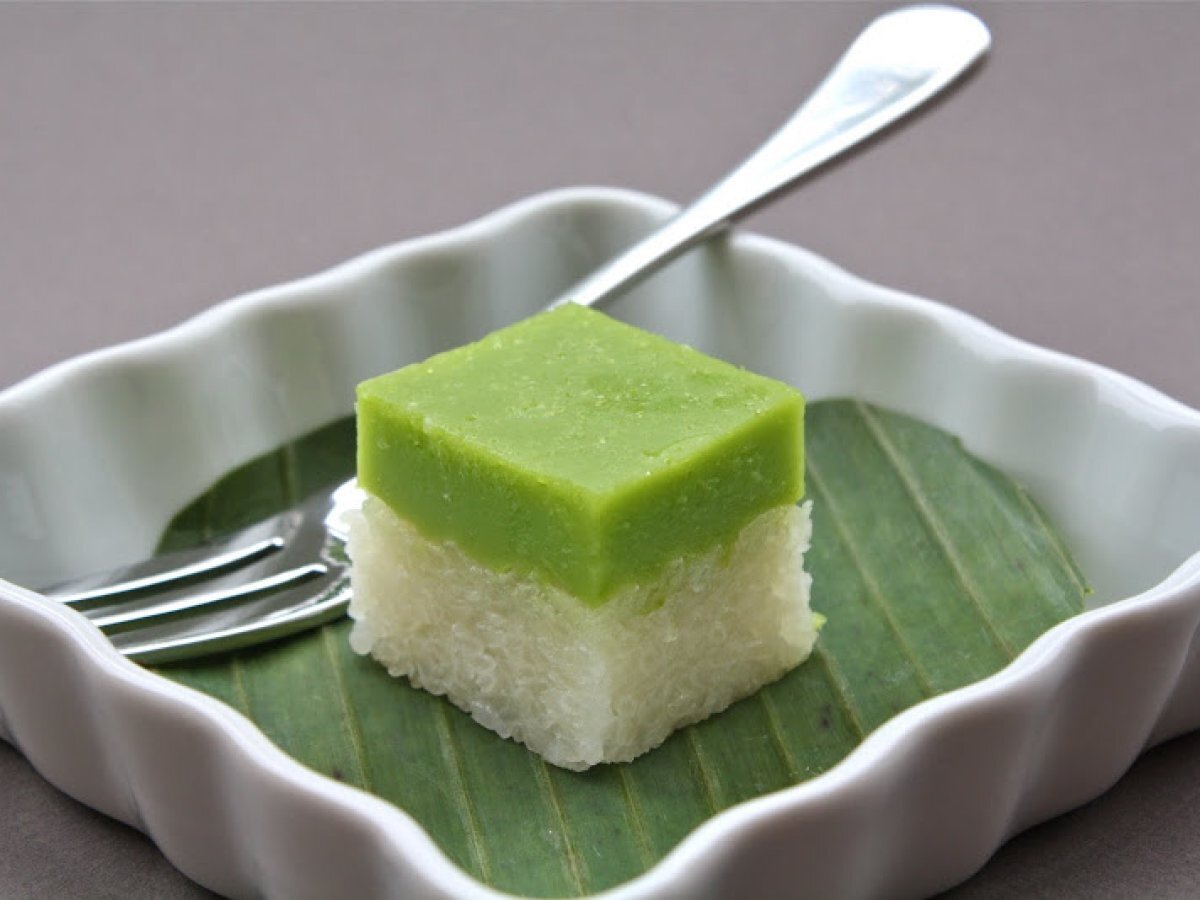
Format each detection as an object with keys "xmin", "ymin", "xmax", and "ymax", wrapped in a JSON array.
[
  {"xmin": 92, "ymin": 563, "xmax": 329, "ymax": 634},
  {"xmin": 57, "ymin": 536, "xmax": 288, "ymax": 608},
  {"xmin": 115, "ymin": 581, "xmax": 351, "ymax": 665}
]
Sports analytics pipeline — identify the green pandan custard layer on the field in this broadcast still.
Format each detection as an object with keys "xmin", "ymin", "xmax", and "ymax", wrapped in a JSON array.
[{"xmin": 356, "ymin": 304, "xmax": 804, "ymax": 605}]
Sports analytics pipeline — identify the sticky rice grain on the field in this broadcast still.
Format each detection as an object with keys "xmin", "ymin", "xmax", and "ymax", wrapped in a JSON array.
[{"xmin": 348, "ymin": 496, "xmax": 816, "ymax": 770}]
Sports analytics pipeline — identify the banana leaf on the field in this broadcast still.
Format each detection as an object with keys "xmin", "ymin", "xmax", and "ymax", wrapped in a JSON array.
[{"xmin": 157, "ymin": 400, "xmax": 1087, "ymax": 897}]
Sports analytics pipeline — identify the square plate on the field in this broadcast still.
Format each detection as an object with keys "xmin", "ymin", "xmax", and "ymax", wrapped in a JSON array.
[{"xmin": 3, "ymin": 188, "xmax": 1200, "ymax": 898}]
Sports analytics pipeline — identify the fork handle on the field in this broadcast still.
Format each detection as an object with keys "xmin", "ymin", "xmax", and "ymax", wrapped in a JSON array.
[{"xmin": 552, "ymin": 4, "xmax": 990, "ymax": 312}]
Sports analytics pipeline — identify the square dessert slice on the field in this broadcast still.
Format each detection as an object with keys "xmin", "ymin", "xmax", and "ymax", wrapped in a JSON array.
[{"xmin": 348, "ymin": 303, "xmax": 816, "ymax": 770}]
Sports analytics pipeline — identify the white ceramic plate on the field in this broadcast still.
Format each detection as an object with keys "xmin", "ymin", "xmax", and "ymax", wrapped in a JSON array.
[{"xmin": 3, "ymin": 187, "xmax": 1200, "ymax": 899}]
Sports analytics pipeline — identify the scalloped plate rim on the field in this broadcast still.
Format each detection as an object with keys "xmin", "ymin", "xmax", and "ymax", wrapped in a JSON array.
[{"xmin": 1, "ymin": 185, "xmax": 1198, "ymax": 899}]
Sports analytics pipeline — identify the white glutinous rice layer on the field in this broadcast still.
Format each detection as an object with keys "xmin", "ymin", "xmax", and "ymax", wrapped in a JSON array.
[{"xmin": 347, "ymin": 496, "xmax": 817, "ymax": 771}]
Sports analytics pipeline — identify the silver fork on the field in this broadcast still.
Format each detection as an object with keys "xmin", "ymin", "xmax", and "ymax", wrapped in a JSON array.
[
  {"xmin": 46, "ymin": 481, "xmax": 366, "ymax": 663},
  {"xmin": 41, "ymin": 5, "xmax": 990, "ymax": 665}
]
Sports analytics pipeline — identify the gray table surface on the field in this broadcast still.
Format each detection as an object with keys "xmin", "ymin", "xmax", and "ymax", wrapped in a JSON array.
[{"xmin": 2, "ymin": 3, "xmax": 1199, "ymax": 898}]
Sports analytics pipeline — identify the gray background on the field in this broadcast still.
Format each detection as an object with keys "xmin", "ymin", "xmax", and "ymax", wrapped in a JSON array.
[{"xmin": 2, "ymin": 2, "xmax": 1199, "ymax": 897}]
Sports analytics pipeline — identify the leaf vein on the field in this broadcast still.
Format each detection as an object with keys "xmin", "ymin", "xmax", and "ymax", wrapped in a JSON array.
[
  {"xmin": 616, "ymin": 766, "xmax": 656, "ymax": 867},
  {"xmin": 756, "ymin": 689, "xmax": 802, "ymax": 782},
  {"xmin": 532, "ymin": 759, "xmax": 586, "ymax": 894},
  {"xmin": 229, "ymin": 657, "xmax": 252, "ymax": 717},
  {"xmin": 807, "ymin": 458, "xmax": 937, "ymax": 697},
  {"xmin": 435, "ymin": 705, "xmax": 492, "ymax": 883},
  {"xmin": 685, "ymin": 730, "xmax": 721, "ymax": 815},
  {"xmin": 856, "ymin": 403, "xmax": 1017, "ymax": 660},
  {"xmin": 278, "ymin": 444, "xmax": 300, "ymax": 503},
  {"xmin": 320, "ymin": 626, "xmax": 371, "ymax": 791},
  {"xmin": 1005, "ymin": 471, "xmax": 1091, "ymax": 600},
  {"xmin": 813, "ymin": 646, "xmax": 868, "ymax": 741}
]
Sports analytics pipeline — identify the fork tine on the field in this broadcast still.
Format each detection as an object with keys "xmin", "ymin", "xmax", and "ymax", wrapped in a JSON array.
[
  {"xmin": 91, "ymin": 563, "xmax": 330, "ymax": 634},
  {"xmin": 37, "ymin": 478, "xmax": 358, "ymax": 664},
  {"xmin": 57, "ymin": 536, "xmax": 288, "ymax": 608},
  {"xmin": 45, "ymin": 512, "xmax": 299, "ymax": 607},
  {"xmin": 114, "ymin": 575, "xmax": 351, "ymax": 665}
]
